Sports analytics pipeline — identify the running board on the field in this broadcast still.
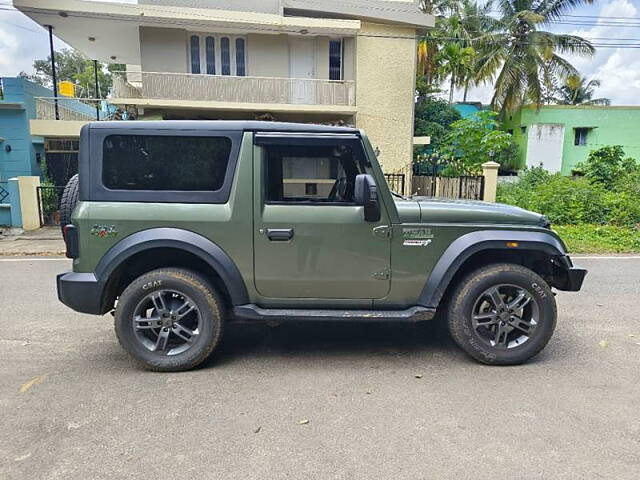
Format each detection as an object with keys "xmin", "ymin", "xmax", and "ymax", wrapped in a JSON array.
[{"xmin": 233, "ymin": 304, "xmax": 436, "ymax": 322}]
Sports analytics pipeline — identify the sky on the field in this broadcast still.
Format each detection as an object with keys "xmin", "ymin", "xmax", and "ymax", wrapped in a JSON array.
[{"xmin": 1, "ymin": 0, "xmax": 640, "ymax": 105}]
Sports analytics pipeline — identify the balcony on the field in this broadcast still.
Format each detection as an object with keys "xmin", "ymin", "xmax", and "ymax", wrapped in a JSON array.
[{"xmin": 111, "ymin": 72, "xmax": 357, "ymax": 112}]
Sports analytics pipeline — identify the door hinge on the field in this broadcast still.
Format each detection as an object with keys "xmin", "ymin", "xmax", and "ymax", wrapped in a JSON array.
[
  {"xmin": 373, "ymin": 268, "xmax": 390, "ymax": 280},
  {"xmin": 373, "ymin": 225, "xmax": 392, "ymax": 238}
]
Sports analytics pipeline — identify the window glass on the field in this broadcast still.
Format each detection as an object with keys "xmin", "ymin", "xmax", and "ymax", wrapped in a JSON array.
[
  {"xmin": 236, "ymin": 38, "xmax": 246, "ymax": 76},
  {"xmin": 221, "ymin": 37, "xmax": 231, "ymax": 75},
  {"xmin": 329, "ymin": 40, "xmax": 342, "ymax": 81},
  {"xmin": 190, "ymin": 35, "xmax": 201, "ymax": 74},
  {"xmin": 574, "ymin": 128, "xmax": 589, "ymax": 146},
  {"xmin": 205, "ymin": 36, "xmax": 216, "ymax": 75},
  {"xmin": 264, "ymin": 144, "xmax": 362, "ymax": 203},
  {"xmin": 103, "ymin": 135, "xmax": 232, "ymax": 191}
]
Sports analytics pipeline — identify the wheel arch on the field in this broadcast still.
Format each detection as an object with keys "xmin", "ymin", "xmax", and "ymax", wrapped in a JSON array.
[
  {"xmin": 97, "ymin": 228, "xmax": 249, "ymax": 313},
  {"xmin": 419, "ymin": 230, "xmax": 566, "ymax": 309}
]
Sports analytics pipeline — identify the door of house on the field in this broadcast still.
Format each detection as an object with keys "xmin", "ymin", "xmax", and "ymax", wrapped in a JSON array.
[
  {"xmin": 526, "ymin": 124, "xmax": 565, "ymax": 173},
  {"xmin": 289, "ymin": 37, "xmax": 315, "ymax": 104}
]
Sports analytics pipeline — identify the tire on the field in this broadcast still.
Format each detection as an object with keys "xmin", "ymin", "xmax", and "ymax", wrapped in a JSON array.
[
  {"xmin": 447, "ymin": 263, "xmax": 557, "ymax": 365},
  {"xmin": 59, "ymin": 174, "xmax": 79, "ymax": 235},
  {"xmin": 114, "ymin": 268, "xmax": 225, "ymax": 372}
]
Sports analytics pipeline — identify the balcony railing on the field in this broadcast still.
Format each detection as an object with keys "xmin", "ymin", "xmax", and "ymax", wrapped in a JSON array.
[
  {"xmin": 112, "ymin": 72, "xmax": 356, "ymax": 107},
  {"xmin": 35, "ymin": 97, "xmax": 131, "ymax": 121}
]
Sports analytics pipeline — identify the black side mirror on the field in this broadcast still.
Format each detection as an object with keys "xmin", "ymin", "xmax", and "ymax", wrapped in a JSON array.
[{"xmin": 354, "ymin": 174, "xmax": 381, "ymax": 222}]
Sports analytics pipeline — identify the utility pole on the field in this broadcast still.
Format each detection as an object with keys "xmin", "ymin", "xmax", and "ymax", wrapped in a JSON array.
[
  {"xmin": 93, "ymin": 60, "xmax": 100, "ymax": 121},
  {"xmin": 47, "ymin": 25, "xmax": 59, "ymax": 120}
]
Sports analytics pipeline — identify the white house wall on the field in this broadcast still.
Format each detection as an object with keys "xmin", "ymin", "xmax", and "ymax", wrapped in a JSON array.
[{"xmin": 526, "ymin": 124, "xmax": 565, "ymax": 173}]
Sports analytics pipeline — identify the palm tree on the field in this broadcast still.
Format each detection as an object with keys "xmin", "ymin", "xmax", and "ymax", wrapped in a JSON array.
[
  {"xmin": 438, "ymin": 43, "xmax": 477, "ymax": 103},
  {"xmin": 475, "ymin": 0, "xmax": 596, "ymax": 115},
  {"xmin": 554, "ymin": 75, "xmax": 611, "ymax": 105}
]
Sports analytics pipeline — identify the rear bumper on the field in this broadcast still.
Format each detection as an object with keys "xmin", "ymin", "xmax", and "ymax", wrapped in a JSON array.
[{"xmin": 56, "ymin": 271, "xmax": 106, "ymax": 315}]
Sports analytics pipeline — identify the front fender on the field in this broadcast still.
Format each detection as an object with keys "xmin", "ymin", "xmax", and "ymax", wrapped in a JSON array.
[{"xmin": 418, "ymin": 230, "xmax": 567, "ymax": 308}]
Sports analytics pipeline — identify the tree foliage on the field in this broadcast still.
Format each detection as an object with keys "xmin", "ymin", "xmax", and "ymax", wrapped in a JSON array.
[
  {"xmin": 553, "ymin": 75, "xmax": 611, "ymax": 106},
  {"xmin": 574, "ymin": 146, "xmax": 638, "ymax": 188},
  {"xmin": 439, "ymin": 111, "xmax": 518, "ymax": 173},
  {"xmin": 18, "ymin": 48, "xmax": 124, "ymax": 99},
  {"xmin": 414, "ymin": 96, "xmax": 461, "ymax": 153}
]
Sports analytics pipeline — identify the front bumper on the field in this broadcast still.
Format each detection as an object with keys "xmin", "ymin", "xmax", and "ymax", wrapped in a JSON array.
[
  {"xmin": 554, "ymin": 255, "xmax": 587, "ymax": 291},
  {"xmin": 57, "ymin": 271, "xmax": 107, "ymax": 315}
]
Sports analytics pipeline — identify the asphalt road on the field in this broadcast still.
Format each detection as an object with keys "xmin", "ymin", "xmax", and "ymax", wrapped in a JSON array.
[{"xmin": 1, "ymin": 257, "xmax": 639, "ymax": 479}]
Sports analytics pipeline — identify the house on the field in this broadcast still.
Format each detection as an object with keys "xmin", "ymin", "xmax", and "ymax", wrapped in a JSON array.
[
  {"xmin": 14, "ymin": 0, "xmax": 433, "ymax": 173},
  {"xmin": 503, "ymin": 105, "xmax": 640, "ymax": 175},
  {"xmin": 453, "ymin": 102, "xmax": 483, "ymax": 119},
  {"xmin": 0, "ymin": 77, "xmax": 97, "ymax": 226}
]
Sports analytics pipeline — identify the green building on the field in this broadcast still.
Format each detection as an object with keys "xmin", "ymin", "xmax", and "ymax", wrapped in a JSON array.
[{"xmin": 503, "ymin": 105, "xmax": 640, "ymax": 175}]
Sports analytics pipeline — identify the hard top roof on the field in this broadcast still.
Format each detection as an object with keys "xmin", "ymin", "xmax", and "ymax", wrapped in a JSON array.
[{"xmin": 89, "ymin": 120, "xmax": 360, "ymax": 134}]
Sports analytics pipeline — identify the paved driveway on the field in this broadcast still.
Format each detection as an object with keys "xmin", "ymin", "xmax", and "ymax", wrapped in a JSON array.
[{"xmin": 1, "ymin": 257, "xmax": 639, "ymax": 479}]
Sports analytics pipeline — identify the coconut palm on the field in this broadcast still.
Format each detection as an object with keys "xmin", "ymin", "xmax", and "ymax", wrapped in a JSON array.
[
  {"xmin": 475, "ymin": 0, "xmax": 596, "ymax": 115},
  {"xmin": 555, "ymin": 75, "xmax": 611, "ymax": 105}
]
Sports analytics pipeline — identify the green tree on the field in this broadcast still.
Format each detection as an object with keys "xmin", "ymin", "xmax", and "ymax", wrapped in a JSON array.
[
  {"xmin": 18, "ymin": 48, "xmax": 124, "ymax": 99},
  {"xmin": 475, "ymin": 0, "xmax": 595, "ymax": 115},
  {"xmin": 414, "ymin": 96, "xmax": 461, "ymax": 154},
  {"xmin": 554, "ymin": 75, "xmax": 611, "ymax": 106},
  {"xmin": 439, "ymin": 110, "xmax": 518, "ymax": 174}
]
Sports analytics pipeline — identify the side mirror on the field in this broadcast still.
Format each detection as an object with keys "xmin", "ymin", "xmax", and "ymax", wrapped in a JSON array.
[{"xmin": 354, "ymin": 174, "xmax": 381, "ymax": 222}]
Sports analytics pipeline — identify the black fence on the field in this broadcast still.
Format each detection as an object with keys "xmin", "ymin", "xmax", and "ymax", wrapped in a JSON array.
[
  {"xmin": 37, "ymin": 185, "xmax": 65, "ymax": 227},
  {"xmin": 384, "ymin": 173, "xmax": 406, "ymax": 195},
  {"xmin": 0, "ymin": 182, "xmax": 8, "ymax": 203},
  {"xmin": 412, "ymin": 175, "xmax": 485, "ymax": 200}
]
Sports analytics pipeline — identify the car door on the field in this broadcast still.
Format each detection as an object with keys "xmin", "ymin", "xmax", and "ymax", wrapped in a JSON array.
[{"xmin": 253, "ymin": 133, "xmax": 391, "ymax": 300}]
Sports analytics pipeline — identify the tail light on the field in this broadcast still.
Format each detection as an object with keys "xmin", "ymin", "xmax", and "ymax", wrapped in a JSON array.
[{"xmin": 63, "ymin": 224, "xmax": 79, "ymax": 259}]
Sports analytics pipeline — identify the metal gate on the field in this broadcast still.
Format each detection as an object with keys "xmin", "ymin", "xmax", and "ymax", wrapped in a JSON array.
[
  {"xmin": 384, "ymin": 173, "xmax": 406, "ymax": 195},
  {"xmin": 412, "ymin": 155, "xmax": 485, "ymax": 200},
  {"xmin": 37, "ymin": 185, "xmax": 65, "ymax": 226}
]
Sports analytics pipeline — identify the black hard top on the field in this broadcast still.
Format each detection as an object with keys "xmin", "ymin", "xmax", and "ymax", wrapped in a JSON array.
[{"xmin": 88, "ymin": 120, "xmax": 359, "ymax": 134}]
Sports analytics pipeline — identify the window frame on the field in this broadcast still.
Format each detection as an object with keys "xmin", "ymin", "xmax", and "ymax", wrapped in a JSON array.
[
  {"xmin": 89, "ymin": 128, "xmax": 242, "ymax": 204},
  {"xmin": 188, "ymin": 33, "xmax": 247, "ymax": 77},
  {"xmin": 255, "ymin": 134, "xmax": 369, "ymax": 207},
  {"xmin": 574, "ymin": 127, "xmax": 590, "ymax": 146}
]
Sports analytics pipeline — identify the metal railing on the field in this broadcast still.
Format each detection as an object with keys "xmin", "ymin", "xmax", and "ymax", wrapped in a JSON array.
[
  {"xmin": 0, "ymin": 182, "xmax": 9, "ymax": 204},
  {"xmin": 35, "ymin": 97, "xmax": 133, "ymax": 121},
  {"xmin": 112, "ymin": 71, "xmax": 356, "ymax": 106}
]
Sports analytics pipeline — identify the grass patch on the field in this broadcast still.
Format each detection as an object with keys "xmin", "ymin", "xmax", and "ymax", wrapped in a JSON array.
[{"xmin": 553, "ymin": 225, "xmax": 640, "ymax": 254}]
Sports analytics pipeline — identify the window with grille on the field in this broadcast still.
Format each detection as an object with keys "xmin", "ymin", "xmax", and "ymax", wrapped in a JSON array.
[{"xmin": 329, "ymin": 40, "xmax": 343, "ymax": 81}]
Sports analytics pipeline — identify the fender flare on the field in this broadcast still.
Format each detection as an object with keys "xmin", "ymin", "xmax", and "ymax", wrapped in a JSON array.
[
  {"xmin": 95, "ymin": 227, "xmax": 249, "ymax": 306},
  {"xmin": 418, "ymin": 230, "xmax": 566, "ymax": 308}
]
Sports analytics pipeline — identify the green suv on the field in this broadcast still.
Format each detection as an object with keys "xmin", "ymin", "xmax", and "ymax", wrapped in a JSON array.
[{"xmin": 57, "ymin": 121, "xmax": 586, "ymax": 371}]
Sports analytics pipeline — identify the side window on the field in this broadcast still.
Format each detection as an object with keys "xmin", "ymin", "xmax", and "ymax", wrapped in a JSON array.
[
  {"xmin": 236, "ymin": 38, "xmax": 246, "ymax": 76},
  {"xmin": 205, "ymin": 36, "xmax": 216, "ymax": 75},
  {"xmin": 221, "ymin": 37, "xmax": 231, "ymax": 75},
  {"xmin": 264, "ymin": 144, "xmax": 363, "ymax": 204},
  {"xmin": 102, "ymin": 135, "xmax": 232, "ymax": 191}
]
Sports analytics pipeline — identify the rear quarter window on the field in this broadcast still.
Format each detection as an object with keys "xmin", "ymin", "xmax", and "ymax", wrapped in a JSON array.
[{"xmin": 102, "ymin": 135, "xmax": 232, "ymax": 191}]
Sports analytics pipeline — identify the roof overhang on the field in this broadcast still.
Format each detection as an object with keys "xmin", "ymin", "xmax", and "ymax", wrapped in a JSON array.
[{"xmin": 14, "ymin": 0, "xmax": 362, "ymax": 65}]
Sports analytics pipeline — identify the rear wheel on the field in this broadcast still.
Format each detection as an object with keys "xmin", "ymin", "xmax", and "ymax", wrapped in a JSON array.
[
  {"xmin": 447, "ymin": 263, "xmax": 557, "ymax": 365},
  {"xmin": 114, "ymin": 268, "xmax": 225, "ymax": 371}
]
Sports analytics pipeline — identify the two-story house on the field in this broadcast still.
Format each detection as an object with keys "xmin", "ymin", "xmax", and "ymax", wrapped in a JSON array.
[{"xmin": 14, "ymin": 0, "xmax": 433, "ymax": 173}]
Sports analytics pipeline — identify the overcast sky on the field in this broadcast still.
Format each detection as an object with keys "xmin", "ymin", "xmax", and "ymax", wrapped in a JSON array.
[{"xmin": 1, "ymin": 0, "xmax": 640, "ymax": 105}]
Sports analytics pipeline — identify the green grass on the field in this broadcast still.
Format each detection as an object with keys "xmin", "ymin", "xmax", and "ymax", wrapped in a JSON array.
[{"xmin": 553, "ymin": 225, "xmax": 640, "ymax": 254}]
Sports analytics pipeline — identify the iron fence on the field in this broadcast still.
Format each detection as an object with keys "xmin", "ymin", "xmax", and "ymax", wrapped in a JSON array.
[
  {"xmin": 384, "ymin": 173, "xmax": 406, "ymax": 195},
  {"xmin": 0, "ymin": 182, "xmax": 8, "ymax": 203},
  {"xmin": 37, "ymin": 185, "xmax": 65, "ymax": 227}
]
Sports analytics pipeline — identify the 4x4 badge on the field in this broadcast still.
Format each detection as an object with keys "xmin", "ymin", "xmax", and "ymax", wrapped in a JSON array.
[{"xmin": 91, "ymin": 225, "xmax": 118, "ymax": 238}]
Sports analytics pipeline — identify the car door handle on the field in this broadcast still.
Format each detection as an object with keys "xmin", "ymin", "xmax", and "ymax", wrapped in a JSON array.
[{"xmin": 266, "ymin": 228, "xmax": 294, "ymax": 241}]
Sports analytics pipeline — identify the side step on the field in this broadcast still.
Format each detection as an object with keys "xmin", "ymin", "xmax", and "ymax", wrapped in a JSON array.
[{"xmin": 233, "ymin": 304, "xmax": 436, "ymax": 322}]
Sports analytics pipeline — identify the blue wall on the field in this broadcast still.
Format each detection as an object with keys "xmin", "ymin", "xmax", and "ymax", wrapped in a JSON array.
[
  {"xmin": 453, "ymin": 102, "xmax": 484, "ymax": 119},
  {"xmin": 0, "ymin": 77, "xmax": 52, "ymax": 192}
]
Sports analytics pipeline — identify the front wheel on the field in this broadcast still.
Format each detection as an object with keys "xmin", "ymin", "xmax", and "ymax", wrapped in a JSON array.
[
  {"xmin": 447, "ymin": 263, "xmax": 557, "ymax": 365},
  {"xmin": 114, "ymin": 268, "xmax": 225, "ymax": 371}
]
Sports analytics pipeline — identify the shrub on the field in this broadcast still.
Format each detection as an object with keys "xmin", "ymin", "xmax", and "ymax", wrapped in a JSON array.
[
  {"xmin": 497, "ymin": 168, "xmax": 640, "ymax": 226},
  {"xmin": 574, "ymin": 145, "xmax": 639, "ymax": 189}
]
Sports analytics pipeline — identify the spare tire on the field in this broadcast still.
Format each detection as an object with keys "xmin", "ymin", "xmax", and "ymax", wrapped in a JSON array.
[{"xmin": 59, "ymin": 174, "xmax": 79, "ymax": 235}]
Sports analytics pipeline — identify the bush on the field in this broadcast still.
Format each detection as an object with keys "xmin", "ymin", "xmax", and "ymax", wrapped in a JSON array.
[
  {"xmin": 574, "ymin": 145, "xmax": 639, "ymax": 189},
  {"xmin": 497, "ymin": 168, "xmax": 640, "ymax": 227}
]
